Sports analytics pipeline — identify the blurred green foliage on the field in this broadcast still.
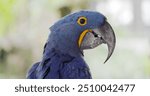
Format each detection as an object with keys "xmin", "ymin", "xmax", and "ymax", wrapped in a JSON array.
[{"xmin": 0, "ymin": 0, "xmax": 17, "ymax": 35}]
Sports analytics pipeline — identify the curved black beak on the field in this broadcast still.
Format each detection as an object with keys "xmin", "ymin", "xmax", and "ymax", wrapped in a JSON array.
[
  {"xmin": 80, "ymin": 21, "xmax": 116, "ymax": 63},
  {"xmin": 98, "ymin": 21, "xmax": 116, "ymax": 63}
]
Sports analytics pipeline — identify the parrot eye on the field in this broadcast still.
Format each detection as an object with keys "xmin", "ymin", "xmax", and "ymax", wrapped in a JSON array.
[{"xmin": 77, "ymin": 16, "xmax": 87, "ymax": 26}]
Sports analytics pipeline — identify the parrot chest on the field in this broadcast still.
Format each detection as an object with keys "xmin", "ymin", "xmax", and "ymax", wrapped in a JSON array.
[
  {"xmin": 59, "ymin": 57, "xmax": 92, "ymax": 79},
  {"xmin": 39, "ymin": 52, "xmax": 92, "ymax": 79}
]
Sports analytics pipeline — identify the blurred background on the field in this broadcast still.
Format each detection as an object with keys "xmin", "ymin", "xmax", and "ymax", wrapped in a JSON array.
[{"xmin": 0, "ymin": 0, "xmax": 150, "ymax": 78}]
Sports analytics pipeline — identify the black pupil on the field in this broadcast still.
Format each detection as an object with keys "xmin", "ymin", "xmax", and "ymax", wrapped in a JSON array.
[{"xmin": 80, "ymin": 19, "xmax": 85, "ymax": 24}]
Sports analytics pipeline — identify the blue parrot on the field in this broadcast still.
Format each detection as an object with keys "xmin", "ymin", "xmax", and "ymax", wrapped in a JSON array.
[{"xmin": 27, "ymin": 11, "xmax": 116, "ymax": 79}]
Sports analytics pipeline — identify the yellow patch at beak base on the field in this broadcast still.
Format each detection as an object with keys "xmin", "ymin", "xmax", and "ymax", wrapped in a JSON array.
[{"xmin": 78, "ymin": 29, "xmax": 92, "ymax": 47}]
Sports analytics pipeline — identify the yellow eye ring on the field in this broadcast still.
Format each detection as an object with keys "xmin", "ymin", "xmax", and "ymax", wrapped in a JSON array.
[{"xmin": 77, "ymin": 16, "xmax": 87, "ymax": 26}]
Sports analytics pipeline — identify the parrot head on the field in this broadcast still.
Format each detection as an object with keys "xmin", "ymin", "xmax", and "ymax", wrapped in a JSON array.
[{"xmin": 49, "ymin": 11, "xmax": 116, "ymax": 63}]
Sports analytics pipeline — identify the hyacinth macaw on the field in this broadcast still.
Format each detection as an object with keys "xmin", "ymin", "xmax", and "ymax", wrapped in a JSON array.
[{"xmin": 27, "ymin": 11, "xmax": 116, "ymax": 79}]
